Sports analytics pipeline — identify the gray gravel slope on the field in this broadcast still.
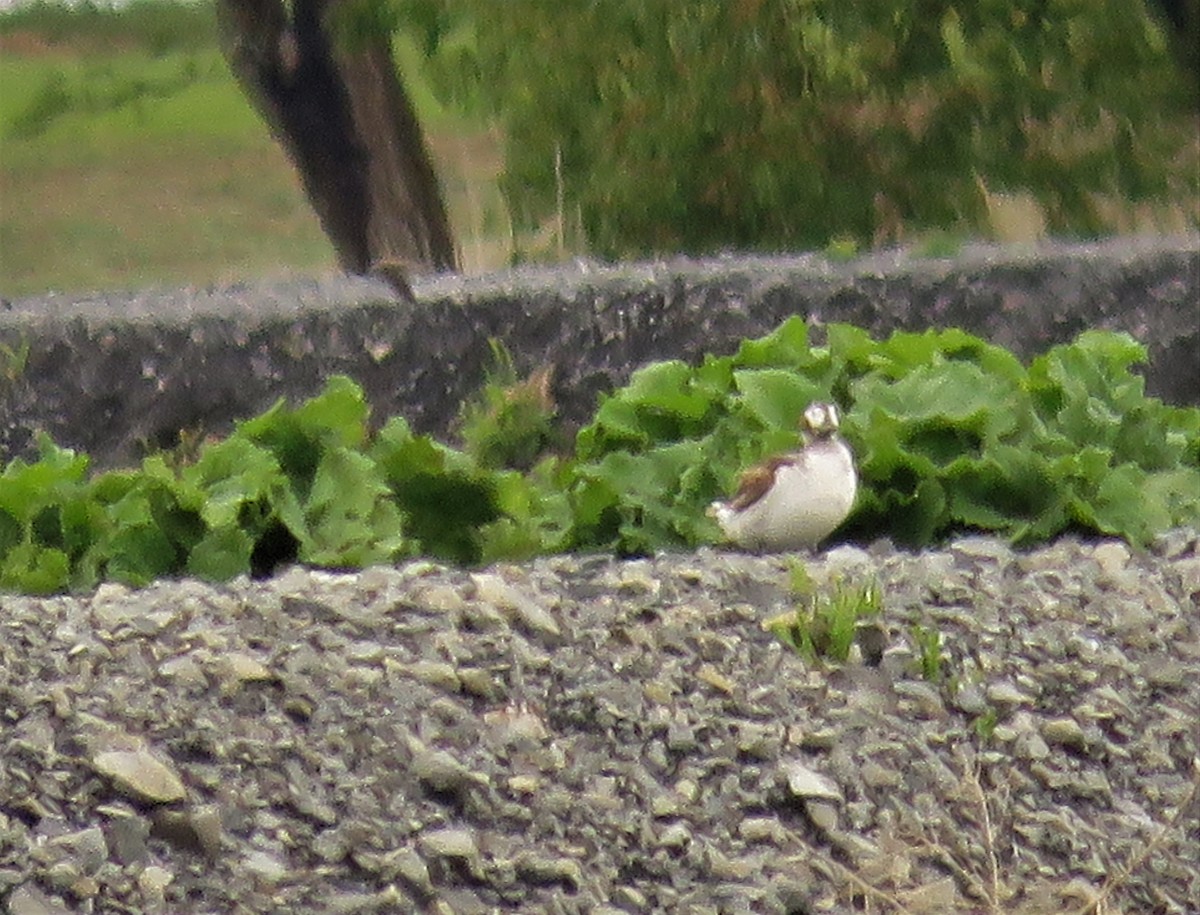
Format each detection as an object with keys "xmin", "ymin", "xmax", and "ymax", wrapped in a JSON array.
[{"xmin": 1, "ymin": 533, "xmax": 1198, "ymax": 914}]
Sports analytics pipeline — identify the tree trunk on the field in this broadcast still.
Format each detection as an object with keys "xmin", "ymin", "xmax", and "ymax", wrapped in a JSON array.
[{"xmin": 215, "ymin": 0, "xmax": 458, "ymax": 288}]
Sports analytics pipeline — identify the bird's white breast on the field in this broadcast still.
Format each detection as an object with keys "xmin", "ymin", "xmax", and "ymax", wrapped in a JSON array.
[{"xmin": 713, "ymin": 438, "xmax": 856, "ymax": 551}]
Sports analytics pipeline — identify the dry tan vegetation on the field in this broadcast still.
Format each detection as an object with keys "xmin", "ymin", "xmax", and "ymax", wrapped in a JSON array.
[{"xmin": 804, "ymin": 749, "xmax": 1199, "ymax": 914}]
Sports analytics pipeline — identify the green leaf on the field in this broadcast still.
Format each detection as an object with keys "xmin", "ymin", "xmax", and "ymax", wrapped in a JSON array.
[
  {"xmin": 299, "ymin": 448, "xmax": 405, "ymax": 568},
  {"xmin": 187, "ymin": 525, "xmax": 255, "ymax": 581},
  {"xmin": 731, "ymin": 316, "xmax": 810, "ymax": 367},
  {"xmin": 182, "ymin": 436, "xmax": 284, "ymax": 529},
  {"xmin": 238, "ymin": 376, "xmax": 371, "ymax": 493},
  {"xmin": 372, "ymin": 417, "xmax": 498, "ymax": 563},
  {"xmin": 289, "ymin": 375, "xmax": 371, "ymax": 449},
  {"xmin": 0, "ymin": 438, "xmax": 89, "ymax": 524},
  {"xmin": 0, "ymin": 542, "xmax": 70, "ymax": 595},
  {"xmin": 103, "ymin": 523, "xmax": 180, "ymax": 587},
  {"xmin": 578, "ymin": 358, "xmax": 723, "ymax": 459},
  {"xmin": 732, "ymin": 369, "xmax": 823, "ymax": 432}
]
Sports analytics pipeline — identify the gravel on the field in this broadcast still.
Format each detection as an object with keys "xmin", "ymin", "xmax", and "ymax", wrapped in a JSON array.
[{"xmin": 1, "ymin": 532, "xmax": 1198, "ymax": 914}]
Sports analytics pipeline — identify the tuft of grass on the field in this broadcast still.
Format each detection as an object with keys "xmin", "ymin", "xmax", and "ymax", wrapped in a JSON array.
[
  {"xmin": 914, "ymin": 231, "xmax": 968, "ymax": 259},
  {"xmin": 823, "ymin": 235, "xmax": 860, "ymax": 262},
  {"xmin": 909, "ymin": 623, "xmax": 946, "ymax": 684},
  {"xmin": 0, "ymin": 337, "xmax": 30, "ymax": 385},
  {"xmin": 973, "ymin": 707, "xmax": 998, "ymax": 743},
  {"xmin": 766, "ymin": 569, "xmax": 882, "ymax": 664}
]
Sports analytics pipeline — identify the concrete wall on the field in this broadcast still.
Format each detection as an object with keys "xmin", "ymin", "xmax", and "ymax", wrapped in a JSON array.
[{"xmin": 2, "ymin": 235, "xmax": 1196, "ymax": 470}]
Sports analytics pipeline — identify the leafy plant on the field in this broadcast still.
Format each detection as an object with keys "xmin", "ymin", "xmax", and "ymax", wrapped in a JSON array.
[
  {"xmin": 1, "ymin": 321, "xmax": 1197, "ymax": 595},
  {"xmin": 566, "ymin": 319, "xmax": 1200, "ymax": 555}
]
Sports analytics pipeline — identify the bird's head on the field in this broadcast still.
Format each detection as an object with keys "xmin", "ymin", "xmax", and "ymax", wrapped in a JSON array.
[{"xmin": 801, "ymin": 401, "xmax": 841, "ymax": 438}]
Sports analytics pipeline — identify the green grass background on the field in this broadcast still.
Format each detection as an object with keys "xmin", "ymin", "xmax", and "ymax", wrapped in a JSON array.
[{"xmin": 0, "ymin": 1, "xmax": 513, "ymax": 297}]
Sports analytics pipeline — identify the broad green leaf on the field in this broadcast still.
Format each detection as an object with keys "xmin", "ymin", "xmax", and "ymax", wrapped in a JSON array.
[
  {"xmin": 291, "ymin": 375, "xmax": 371, "ymax": 449},
  {"xmin": 853, "ymin": 360, "xmax": 1003, "ymax": 426},
  {"xmin": 619, "ymin": 360, "xmax": 712, "ymax": 418},
  {"xmin": 0, "ymin": 442, "xmax": 89, "ymax": 524},
  {"xmin": 0, "ymin": 542, "xmax": 70, "ymax": 595},
  {"xmin": 0, "ymin": 509, "xmax": 23, "ymax": 556},
  {"xmin": 733, "ymin": 369, "xmax": 822, "ymax": 432},
  {"xmin": 187, "ymin": 525, "xmax": 255, "ymax": 581},
  {"xmin": 183, "ymin": 436, "xmax": 284, "ymax": 529},
  {"xmin": 824, "ymin": 323, "xmax": 878, "ymax": 377},
  {"xmin": 372, "ymin": 417, "xmax": 497, "ymax": 563},
  {"xmin": 731, "ymin": 316, "xmax": 810, "ymax": 367},
  {"xmin": 298, "ymin": 448, "xmax": 404, "ymax": 567},
  {"xmin": 103, "ymin": 523, "xmax": 180, "ymax": 587}
]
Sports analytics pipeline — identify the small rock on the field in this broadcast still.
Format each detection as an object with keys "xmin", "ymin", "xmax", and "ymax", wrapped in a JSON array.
[
  {"xmin": 471, "ymin": 573, "xmax": 561, "ymax": 637},
  {"xmin": 1092, "ymin": 542, "xmax": 1130, "ymax": 575},
  {"xmin": 1014, "ymin": 731, "xmax": 1051, "ymax": 761},
  {"xmin": 739, "ymin": 817, "xmax": 783, "ymax": 843},
  {"xmin": 951, "ymin": 536, "xmax": 1013, "ymax": 561},
  {"xmin": 894, "ymin": 681, "xmax": 946, "ymax": 718},
  {"xmin": 986, "ymin": 681, "xmax": 1028, "ymax": 707},
  {"xmin": 93, "ymin": 748, "xmax": 186, "ymax": 804},
  {"xmin": 507, "ymin": 775, "xmax": 540, "ymax": 795},
  {"xmin": 243, "ymin": 850, "xmax": 288, "ymax": 883},
  {"xmin": 137, "ymin": 865, "xmax": 174, "ymax": 897},
  {"xmin": 44, "ymin": 827, "xmax": 107, "ymax": 874},
  {"xmin": 458, "ymin": 667, "xmax": 501, "ymax": 699},
  {"xmin": 696, "ymin": 664, "xmax": 736, "ymax": 695},
  {"xmin": 952, "ymin": 683, "xmax": 988, "ymax": 715},
  {"xmin": 105, "ymin": 810, "xmax": 151, "ymax": 865},
  {"xmin": 420, "ymin": 827, "xmax": 479, "ymax": 861},
  {"xmin": 613, "ymin": 886, "xmax": 649, "ymax": 909},
  {"xmin": 706, "ymin": 845, "xmax": 758, "ymax": 880},
  {"xmin": 215, "ymin": 652, "xmax": 274, "ymax": 687},
  {"xmin": 1041, "ymin": 717, "xmax": 1088, "ymax": 751},
  {"xmin": 150, "ymin": 805, "xmax": 222, "ymax": 856},
  {"xmin": 513, "ymin": 853, "xmax": 582, "ymax": 887},
  {"xmin": 820, "ymin": 545, "xmax": 873, "ymax": 575},
  {"xmin": 782, "ymin": 761, "xmax": 843, "ymax": 802},
  {"xmin": 651, "ymin": 793, "xmax": 681, "ymax": 818},
  {"xmin": 805, "ymin": 800, "xmax": 840, "ymax": 832},
  {"xmin": 385, "ymin": 847, "xmax": 434, "ymax": 896},
  {"xmin": 6, "ymin": 884, "xmax": 72, "ymax": 915},
  {"xmin": 400, "ymin": 661, "xmax": 460, "ymax": 691},
  {"xmin": 1144, "ymin": 661, "xmax": 1186, "ymax": 690},
  {"xmin": 657, "ymin": 822, "xmax": 692, "ymax": 850},
  {"xmin": 483, "ymin": 704, "xmax": 549, "ymax": 748},
  {"xmin": 860, "ymin": 760, "xmax": 901, "ymax": 789},
  {"xmin": 415, "ymin": 584, "xmax": 467, "ymax": 614},
  {"xmin": 410, "ymin": 741, "xmax": 484, "ymax": 795},
  {"xmin": 666, "ymin": 719, "xmax": 698, "ymax": 753}
]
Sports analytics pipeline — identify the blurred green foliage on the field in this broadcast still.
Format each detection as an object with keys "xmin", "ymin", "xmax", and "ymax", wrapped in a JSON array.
[{"xmin": 399, "ymin": 0, "xmax": 1198, "ymax": 256}]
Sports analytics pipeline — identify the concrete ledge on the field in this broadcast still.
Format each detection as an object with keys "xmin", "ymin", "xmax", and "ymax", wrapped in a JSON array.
[{"xmin": 2, "ymin": 235, "xmax": 1197, "ymax": 471}]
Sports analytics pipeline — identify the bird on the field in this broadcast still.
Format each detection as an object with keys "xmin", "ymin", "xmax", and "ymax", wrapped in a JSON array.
[{"xmin": 708, "ymin": 401, "xmax": 857, "ymax": 552}]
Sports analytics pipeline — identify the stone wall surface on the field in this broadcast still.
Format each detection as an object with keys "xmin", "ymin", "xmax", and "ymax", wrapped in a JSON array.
[{"xmin": 1, "ymin": 235, "xmax": 1197, "ymax": 470}]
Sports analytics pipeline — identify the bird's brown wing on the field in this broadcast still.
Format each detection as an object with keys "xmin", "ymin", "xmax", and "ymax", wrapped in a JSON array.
[{"xmin": 727, "ymin": 455, "xmax": 793, "ymax": 511}]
